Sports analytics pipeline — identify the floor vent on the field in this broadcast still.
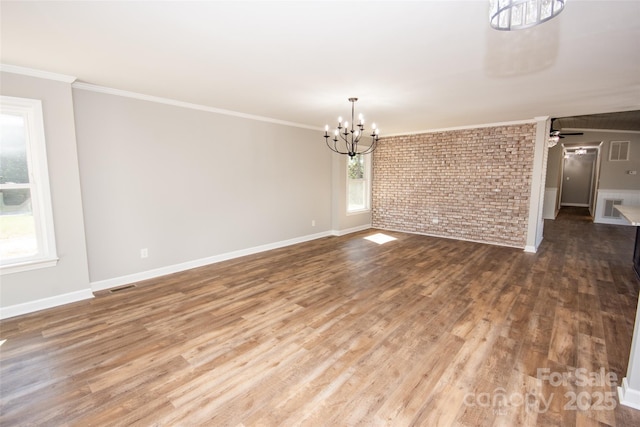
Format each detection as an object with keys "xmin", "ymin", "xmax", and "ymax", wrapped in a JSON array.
[{"xmin": 109, "ymin": 284, "xmax": 136, "ymax": 293}]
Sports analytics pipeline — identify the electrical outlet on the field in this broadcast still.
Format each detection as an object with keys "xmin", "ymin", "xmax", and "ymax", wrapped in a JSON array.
[
  {"xmin": 628, "ymin": 170, "xmax": 637, "ymax": 175},
  {"xmin": 140, "ymin": 248, "xmax": 148, "ymax": 258},
  {"xmin": 311, "ymin": 220, "xmax": 316, "ymax": 227}
]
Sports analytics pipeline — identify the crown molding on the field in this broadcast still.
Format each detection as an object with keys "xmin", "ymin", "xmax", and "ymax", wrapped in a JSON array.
[
  {"xmin": 72, "ymin": 82, "xmax": 321, "ymax": 131},
  {"xmin": 383, "ymin": 118, "xmax": 539, "ymax": 138},
  {"xmin": 0, "ymin": 64, "xmax": 76, "ymax": 83},
  {"xmin": 561, "ymin": 127, "xmax": 640, "ymax": 135}
]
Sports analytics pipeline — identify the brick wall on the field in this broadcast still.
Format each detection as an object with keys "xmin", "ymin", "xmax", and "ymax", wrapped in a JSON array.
[{"xmin": 372, "ymin": 124, "xmax": 537, "ymax": 248}]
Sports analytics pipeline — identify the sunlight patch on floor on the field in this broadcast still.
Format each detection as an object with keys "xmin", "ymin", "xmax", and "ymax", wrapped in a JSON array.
[{"xmin": 364, "ymin": 233, "xmax": 397, "ymax": 245}]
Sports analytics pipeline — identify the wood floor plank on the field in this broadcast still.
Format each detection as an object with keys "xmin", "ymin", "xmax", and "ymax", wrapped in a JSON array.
[
  {"xmin": 548, "ymin": 306, "xmax": 579, "ymax": 366},
  {"xmin": 2, "ymin": 208, "xmax": 640, "ymax": 426}
]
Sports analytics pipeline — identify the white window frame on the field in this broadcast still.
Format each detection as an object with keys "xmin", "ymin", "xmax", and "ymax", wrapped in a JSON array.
[
  {"xmin": 1, "ymin": 96, "xmax": 58, "ymax": 275},
  {"xmin": 346, "ymin": 153, "xmax": 372, "ymax": 214}
]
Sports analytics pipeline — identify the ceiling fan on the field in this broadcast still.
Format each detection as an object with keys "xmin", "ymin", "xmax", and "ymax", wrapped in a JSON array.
[
  {"xmin": 548, "ymin": 118, "xmax": 584, "ymax": 148},
  {"xmin": 550, "ymin": 118, "xmax": 584, "ymax": 139}
]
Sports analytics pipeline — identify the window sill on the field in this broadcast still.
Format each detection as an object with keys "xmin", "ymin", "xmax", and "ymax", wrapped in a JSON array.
[
  {"xmin": 347, "ymin": 208, "xmax": 371, "ymax": 216},
  {"xmin": 0, "ymin": 257, "xmax": 59, "ymax": 276}
]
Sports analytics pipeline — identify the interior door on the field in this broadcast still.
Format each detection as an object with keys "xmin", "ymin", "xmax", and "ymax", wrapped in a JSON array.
[{"xmin": 561, "ymin": 152, "xmax": 596, "ymax": 207}]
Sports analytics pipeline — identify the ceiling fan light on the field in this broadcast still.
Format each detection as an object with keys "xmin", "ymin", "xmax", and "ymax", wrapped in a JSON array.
[{"xmin": 489, "ymin": 0, "xmax": 566, "ymax": 31}]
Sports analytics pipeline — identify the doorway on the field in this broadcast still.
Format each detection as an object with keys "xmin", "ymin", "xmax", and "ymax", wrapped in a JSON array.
[{"xmin": 559, "ymin": 145, "xmax": 601, "ymax": 217}]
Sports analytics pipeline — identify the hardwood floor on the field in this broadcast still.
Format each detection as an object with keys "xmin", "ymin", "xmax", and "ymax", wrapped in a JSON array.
[{"xmin": 2, "ymin": 214, "xmax": 640, "ymax": 426}]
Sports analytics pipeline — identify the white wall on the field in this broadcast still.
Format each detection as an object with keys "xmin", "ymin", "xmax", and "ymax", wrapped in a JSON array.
[
  {"xmin": 72, "ymin": 88, "xmax": 334, "ymax": 287},
  {"xmin": 545, "ymin": 143, "xmax": 564, "ymax": 190},
  {"xmin": 0, "ymin": 72, "xmax": 92, "ymax": 315},
  {"xmin": 1, "ymin": 67, "xmax": 372, "ymax": 315}
]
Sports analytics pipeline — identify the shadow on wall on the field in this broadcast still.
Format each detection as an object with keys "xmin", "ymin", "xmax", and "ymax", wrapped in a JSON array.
[{"xmin": 484, "ymin": 21, "xmax": 560, "ymax": 77}]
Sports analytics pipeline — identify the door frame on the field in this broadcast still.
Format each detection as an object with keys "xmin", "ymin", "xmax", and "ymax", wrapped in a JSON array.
[{"xmin": 558, "ymin": 142, "xmax": 603, "ymax": 217}]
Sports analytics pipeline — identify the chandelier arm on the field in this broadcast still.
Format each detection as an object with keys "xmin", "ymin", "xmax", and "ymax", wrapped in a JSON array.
[
  {"xmin": 327, "ymin": 145, "xmax": 350, "ymax": 156},
  {"xmin": 338, "ymin": 131, "xmax": 351, "ymax": 145},
  {"xmin": 326, "ymin": 136, "xmax": 350, "ymax": 155},
  {"xmin": 338, "ymin": 131, "xmax": 356, "ymax": 155},
  {"xmin": 329, "ymin": 147, "xmax": 350, "ymax": 155},
  {"xmin": 364, "ymin": 143, "xmax": 377, "ymax": 153},
  {"xmin": 336, "ymin": 140, "xmax": 349, "ymax": 155},
  {"xmin": 328, "ymin": 138, "xmax": 349, "ymax": 155},
  {"xmin": 360, "ymin": 140, "xmax": 379, "ymax": 155}
]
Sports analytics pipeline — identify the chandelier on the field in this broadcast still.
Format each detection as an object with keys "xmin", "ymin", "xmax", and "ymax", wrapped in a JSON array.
[
  {"xmin": 324, "ymin": 98, "xmax": 380, "ymax": 158},
  {"xmin": 490, "ymin": 0, "xmax": 566, "ymax": 31}
]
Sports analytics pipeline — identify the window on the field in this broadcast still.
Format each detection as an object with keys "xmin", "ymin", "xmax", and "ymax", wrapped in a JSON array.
[
  {"xmin": 0, "ymin": 96, "xmax": 57, "ymax": 274},
  {"xmin": 609, "ymin": 141, "xmax": 630, "ymax": 161},
  {"xmin": 347, "ymin": 154, "xmax": 371, "ymax": 213}
]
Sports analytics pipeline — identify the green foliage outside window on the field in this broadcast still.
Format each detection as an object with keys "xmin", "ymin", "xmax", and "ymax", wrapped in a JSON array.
[{"xmin": 348, "ymin": 154, "xmax": 365, "ymax": 179}]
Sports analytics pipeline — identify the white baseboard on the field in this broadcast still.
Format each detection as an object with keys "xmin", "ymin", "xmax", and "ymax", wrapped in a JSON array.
[
  {"xmin": 524, "ymin": 245, "xmax": 537, "ymax": 253},
  {"xmin": 374, "ymin": 226, "xmax": 524, "ymax": 251},
  {"xmin": 2, "ymin": 228, "xmax": 375, "ymax": 317},
  {"xmin": 618, "ymin": 377, "xmax": 640, "ymax": 410},
  {"xmin": 0, "ymin": 289, "xmax": 94, "ymax": 320},
  {"xmin": 91, "ymin": 230, "xmax": 346, "ymax": 292},
  {"xmin": 331, "ymin": 224, "xmax": 372, "ymax": 236},
  {"xmin": 597, "ymin": 217, "xmax": 633, "ymax": 225}
]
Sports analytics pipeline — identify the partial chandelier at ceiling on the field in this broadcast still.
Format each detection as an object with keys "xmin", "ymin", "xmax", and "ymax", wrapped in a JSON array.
[
  {"xmin": 490, "ymin": 0, "xmax": 566, "ymax": 31},
  {"xmin": 324, "ymin": 98, "xmax": 380, "ymax": 158}
]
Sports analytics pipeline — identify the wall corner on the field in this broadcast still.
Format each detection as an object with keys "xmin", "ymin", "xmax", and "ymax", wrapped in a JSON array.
[{"xmin": 525, "ymin": 116, "xmax": 551, "ymax": 251}]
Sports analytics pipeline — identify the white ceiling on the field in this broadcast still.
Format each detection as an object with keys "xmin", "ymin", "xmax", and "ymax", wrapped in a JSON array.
[{"xmin": 1, "ymin": 1, "xmax": 639, "ymax": 135}]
